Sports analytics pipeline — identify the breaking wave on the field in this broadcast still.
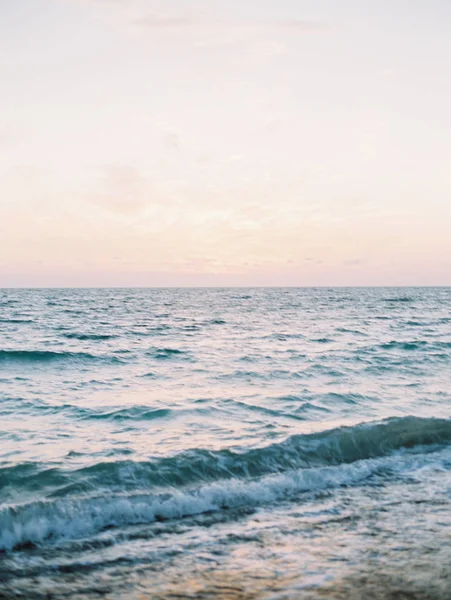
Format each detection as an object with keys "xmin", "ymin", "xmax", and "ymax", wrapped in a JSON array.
[{"xmin": 1, "ymin": 416, "xmax": 450, "ymax": 551}]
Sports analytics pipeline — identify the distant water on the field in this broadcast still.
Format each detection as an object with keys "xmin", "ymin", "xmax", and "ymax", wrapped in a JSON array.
[{"xmin": 0, "ymin": 288, "xmax": 450, "ymax": 599}]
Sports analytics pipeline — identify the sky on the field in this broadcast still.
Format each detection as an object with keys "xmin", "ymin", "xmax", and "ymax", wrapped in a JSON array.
[{"xmin": 0, "ymin": 0, "xmax": 450, "ymax": 287}]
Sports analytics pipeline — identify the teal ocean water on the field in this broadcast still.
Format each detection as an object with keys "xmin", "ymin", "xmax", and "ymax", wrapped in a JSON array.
[{"xmin": 0, "ymin": 288, "xmax": 450, "ymax": 599}]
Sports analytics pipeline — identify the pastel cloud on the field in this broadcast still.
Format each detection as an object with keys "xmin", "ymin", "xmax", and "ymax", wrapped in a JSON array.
[{"xmin": 71, "ymin": 0, "xmax": 322, "ymax": 56}]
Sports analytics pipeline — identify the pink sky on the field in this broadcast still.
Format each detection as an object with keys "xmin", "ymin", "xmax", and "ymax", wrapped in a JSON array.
[{"xmin": 1, "ymin": 0, "xmax": 450, "ymax": 286}]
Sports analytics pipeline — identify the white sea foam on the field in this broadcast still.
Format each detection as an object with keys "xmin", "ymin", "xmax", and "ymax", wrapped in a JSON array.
[{"xmin": 1, "ymin": 446, "xmax": 449, "ymax": 552}]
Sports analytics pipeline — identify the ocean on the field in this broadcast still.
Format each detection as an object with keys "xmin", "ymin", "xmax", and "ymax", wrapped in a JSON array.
[{"xmin": 0, "ymin": 287, "xmax": 450, "ymax": 599}]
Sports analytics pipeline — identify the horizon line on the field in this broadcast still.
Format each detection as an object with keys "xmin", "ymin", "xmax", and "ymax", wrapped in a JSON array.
[{"xmin": 1, "ymin": 285, "xmax": 450, "ymax": 290}]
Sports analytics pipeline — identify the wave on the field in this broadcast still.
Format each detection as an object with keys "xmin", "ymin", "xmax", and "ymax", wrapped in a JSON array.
[
  {"xmin": 128, "ymin": 325, "xmax": 172, "ymax": 336},
  {"xmin": 139, "ymin": 371, "xmax": 158, "ymax": 378},
  {"xmin": 223, "ymin": 399, "xmax": 308, "ymax": 420},
  {"xmin": 0, "ymin": 460, "xmax": 378, "ymax": 551},
  {"xmin": 85, "ymin": 406, "xmax": 171, "ymax": 421},
  {"xmin": 0, "ymin": 318, "xmax": 34, "ymax": 324},
  {"xmin": 370, "ymin": 341, "xmax": 451, "ymax": 352},
  {"xmin": 0, "ymin": 463, "xmax": 68, "ymax": 493},
  {"xmin": 75, "ymin": 416, "xmax": 451, "ymax": 484},
  {"xmin": 0, "ymin": 350, "xmax": 121, "ymax": 364},
  {"xmin": 269, "ymin": 396, "xmax": 331, "ymax": 413},
  {"xmin": 146, "ymin": 348, "xmax": 191, "ymax": 360},
  {"xmin": 62, "ymin": 332, "xmax": 117, "ymax": 341},
  {"xmin": 181, "ymin": 324, "xmax": 201, "ymax": 332},
  {"xmin": 382, "ymin": 296, "xmax": 414, "ymax": 303},
  {"xmin": 223, "ymin": 398, "xmax": 331, "ymax": 420},
  {"xmin": 0, "ymin": 398, "xmax": 172, "ymax": 423},
  {"xmin": 335, "ymin": 327, "xmax": 366, "ymax": 335},
  {"xmin": 2, "ymin": 416, "xmax": 450, "ymax": 502},
  {"xmin": 1, "ymin": 434, "xmax": 449, "ymax": 552},
  {"xmin": 264, "ymin": 333, "xmax": 305, "ymax": 341}
]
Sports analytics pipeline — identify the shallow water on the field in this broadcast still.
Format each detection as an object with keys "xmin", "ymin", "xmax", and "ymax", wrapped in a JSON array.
[{"xmin": 0, "ymin": 287, "xmax": 450, "ymax": 598}]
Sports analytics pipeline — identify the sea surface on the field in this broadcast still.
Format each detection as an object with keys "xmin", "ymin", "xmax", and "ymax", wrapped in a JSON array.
[{"xmin": 0, "ymin": 287, "xmax": 450, "ymax": 599}]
